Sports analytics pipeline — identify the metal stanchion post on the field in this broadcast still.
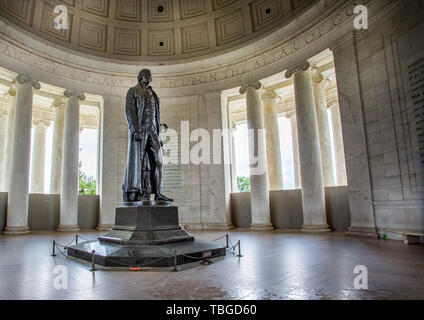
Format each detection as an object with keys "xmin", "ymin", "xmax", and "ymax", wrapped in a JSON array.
[
  {"xmin": 75, "ymin": 234, "xmax": 78, "ymax": 244},
  {"xmin": 226, "ymin": 234, "xmax": 229, "ymax": 248},
  {"xmin": 173, "ymin": 250, "xmax": 178, "ymax": 272},
  {"xmin": 90, "ymin": 250, "xmax": 97, "ymax": 272},
  {"xmin": 236, "ymin": 240, "xmax": 243, "ymax": 258},
  {"xmin": 51, "ymin": 240, "xmax": 56, "ymax": 257}
]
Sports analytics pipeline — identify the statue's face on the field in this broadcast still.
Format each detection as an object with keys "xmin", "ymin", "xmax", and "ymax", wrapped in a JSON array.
[{"xmin": 139, "ymin": 71, "xmax": 152, "ymax": 85}]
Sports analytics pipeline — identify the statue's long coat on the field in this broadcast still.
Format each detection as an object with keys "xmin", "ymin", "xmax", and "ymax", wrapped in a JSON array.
[{"xmin": 122, "ymin": 84, "xmax": 161, "ymax": 193}]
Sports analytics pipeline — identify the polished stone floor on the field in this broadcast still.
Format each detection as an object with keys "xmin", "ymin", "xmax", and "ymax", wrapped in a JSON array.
[{"xmin": 0, "ymin": 229, "xmax": 423, "ymax": 300}]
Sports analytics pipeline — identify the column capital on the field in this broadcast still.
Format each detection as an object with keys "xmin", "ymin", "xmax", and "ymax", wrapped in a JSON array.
[
  {"xmin": 16, "ymin": 74, "xmax": 41, "ymax": 90},
  {"xmin": 262, "ymin": 89, "xmax": 278, "ymax": 100},
  {"xmin": 285, "ymin": 61, "xmax": 310, "ymax": 79},
  {"xmin": 284, "ymin": 110, "xmax": 296, "ymax": 119},
  {"xmin": 262, "ymin": 89, "xmax": 280, "ymax": 112},
  {"xmin": 324, "ymin": 78, "xmax": 334, "ymax": 88},
  {"xmin": 33, "ymin": 119, "xmax": 51, "ymax": 127},
  {"xmin": 311, "ymin": 67, "xmax": 324, "ymax": 83},
  {"xmin": 7, "ymin": 86, "xmax": 16, "ymax": 97},
  {"xmin": 239, "ymin": 81, "xmax": 262, "ymax": 95},
  {"xmin": 50, "ymin": 97, "xmax": 66, "ymax": 110},
  {"xmin": 64, "ymin": 90, "xmax": 86, "ymax": 101}
]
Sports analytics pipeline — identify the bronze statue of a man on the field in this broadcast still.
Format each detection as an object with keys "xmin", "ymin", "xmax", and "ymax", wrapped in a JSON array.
[{"xmin": 122, "ymin": 69, "xmax": 173, "ymax": 203}]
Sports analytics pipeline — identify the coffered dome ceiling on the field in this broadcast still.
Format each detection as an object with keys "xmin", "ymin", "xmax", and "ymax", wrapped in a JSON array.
[{"xmin": 0, "ymin": 0, "xmax": 315, "ymax": 62}]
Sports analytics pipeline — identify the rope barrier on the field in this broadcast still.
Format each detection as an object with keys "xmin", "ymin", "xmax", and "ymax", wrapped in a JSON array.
[
  {"xmin": 50, "ymin": 233, "xmax": 244, "ymax": 271},
  {"xmin": 54, "ymin": 245, "xmax": 69, "ymax": 258},
  {"xmin": 54, "ymin": 237, "xmax": 77, "ymax": 249}
]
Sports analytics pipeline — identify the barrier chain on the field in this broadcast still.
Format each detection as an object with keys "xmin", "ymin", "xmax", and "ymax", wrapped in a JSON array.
[{"xmin": 51, "ymin": 233, "xmax": 243, "ymax": 271}]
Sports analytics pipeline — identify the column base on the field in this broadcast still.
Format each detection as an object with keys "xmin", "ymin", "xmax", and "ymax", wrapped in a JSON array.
[
  {"xmin": 250, "ymin": 223, "xmax": 274, "ymax": 231},
  {"xmin": 301, "ymin": 224, "xmax": 331, "ymax": 233},
  {"xmin": 57, "ymin": 225, "xmax": 80, "ymax": 232},
  {"xmin": 97, "ymin": 224, "xmax": 113, "ymax": 231},
  {"xmin": 346, "ymin": 226, "xmax": 378, "ymax": 239},
  {"xmin": 3, "ymin": 226, "xmax": 30, "ymax": 235}
]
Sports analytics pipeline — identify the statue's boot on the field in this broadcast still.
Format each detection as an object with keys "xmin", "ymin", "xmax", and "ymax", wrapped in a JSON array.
[
  {"xmin": 155, "ymin": 194, "xmax": 173, "ymax": 202},
  {"xmin": 141, "ymin": 192, "xmax": 151, "ymax": 201},
  {"xmin": 124, "ymin": 192, "xmax": 138, "ymax": 202}
]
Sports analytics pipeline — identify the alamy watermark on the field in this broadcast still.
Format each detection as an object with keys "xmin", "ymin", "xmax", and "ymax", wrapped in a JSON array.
[
  {"xmin": 353, "ymin": 5, "xmax": 368, "ymax": 30},
  {"xmin": 353, "ymin": 265, "xmax": 368, "ymax": 290},
  {"xmin": 53, "ymin": 5, "xmax": 69, "ymax": 30},
  {"xmin": 161, "ymin": 121, "xmax": 267, "ymax": 175},
  {"xmin": 53, "ymin": 265, "xmax": 68, "ymax": 290}
]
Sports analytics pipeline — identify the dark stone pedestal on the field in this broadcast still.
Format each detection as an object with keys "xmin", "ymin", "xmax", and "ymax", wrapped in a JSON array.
[
  {"xmin": 98, "ymin": 204, "xmax": 194, "ymax": 246},
  {"xmin": 67, "ymin": 204, "xmax": 226, "ymax": 268}
]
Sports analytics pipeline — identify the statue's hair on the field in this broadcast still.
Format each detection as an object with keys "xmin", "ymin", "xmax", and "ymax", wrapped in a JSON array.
[{"xmin": 138, "ymin": 69, "xmax": 151, "ymax": 82}]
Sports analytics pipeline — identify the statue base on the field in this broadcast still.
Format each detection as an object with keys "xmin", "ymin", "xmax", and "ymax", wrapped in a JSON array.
[{"xmin": 67, "ymin": 204, "xmax": 226, "ymax": 268}]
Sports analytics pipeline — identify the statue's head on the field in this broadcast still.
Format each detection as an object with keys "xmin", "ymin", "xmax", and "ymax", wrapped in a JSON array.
[{"xmin": 138, "ymin": 69, "xmax": 152, "ymax": 86}]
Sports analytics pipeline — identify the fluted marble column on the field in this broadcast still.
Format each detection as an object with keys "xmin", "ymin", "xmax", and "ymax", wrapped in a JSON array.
[
  {"xmin": 329, "ymin": 102, "xmax": 347, "ymax": 186},
  {"xmin": 240, "ymin": 82, "xmax": 273, "ymax": 230},
  {"xmin": 98, "ymin": 95, "xmax": 119, "ymax": 231},
  {"xmin": 30, "ymin": 120, "xmax": 50, "ymax": 194},
  {"xmin": 286, "ymin": 62, "xmax": 329, "ymax": 233},
  {"xmin": 1, "ymin": 87, "xmax": 16, "ymax": 192},
  {"xmin": 0, "ymin": 111, "xmax": 7, "ymax": 187},
  {"xmin": 58, "ymin": 90, "xmax": 85, "ymax": 232},
  {"xmin": 312, "ymin": 71, "xmax": 335, "ymax": 187},
  {"xmin": 5, "ymin": 75, "xmax": 40, "ymax": 234},
  {"xmin": 230, "ymin": 122, "xmax": 238, "ymax": 192},
  {"xmin": 286, "ymin": 111, "xmax": 301, "ymax": 189},
  {"xmin": 50, "ymin": 98, "xmax": 65, "ymax": 194},
  {"xmin": 263, "ymin": 90, "xmax": 283, "ymax": 190}
]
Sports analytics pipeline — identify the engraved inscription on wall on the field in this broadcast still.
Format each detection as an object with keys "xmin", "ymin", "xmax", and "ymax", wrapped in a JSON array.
[
  {"xmin": 408, "ymin": 57, "xmax": 424, "ymax": 166},
  {"xmin": 161, "ymin": 135, "xmax": 182, "ymax": 194}
]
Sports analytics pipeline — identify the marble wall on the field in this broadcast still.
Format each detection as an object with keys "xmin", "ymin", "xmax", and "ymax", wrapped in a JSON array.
[
  {"xmin": 348, "ymin": 1, "xmax": 424, "ymax": 238},
  {"xmin": 231, "ymin": 187, "xmax": 350, "ymax": 231},
  {"xmin": 0, "ymin": 193, "xmax": 99, "ymax": 230}
]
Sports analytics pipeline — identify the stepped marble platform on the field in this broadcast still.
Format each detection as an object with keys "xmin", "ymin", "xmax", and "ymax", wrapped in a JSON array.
[{"xmin": 67, "ymin": 202, "xmax": 226, "ymax": 268}]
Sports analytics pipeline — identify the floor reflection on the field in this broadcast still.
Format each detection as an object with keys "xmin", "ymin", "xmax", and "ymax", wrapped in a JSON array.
[{"xmin": 0, "ymin": 230, "xmax": 423, "ymax": 300}]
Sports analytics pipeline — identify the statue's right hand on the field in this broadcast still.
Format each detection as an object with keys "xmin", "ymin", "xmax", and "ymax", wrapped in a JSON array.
[{"xmin": 134, "ymin": 132, "xmax": 143, "ymax": 141}]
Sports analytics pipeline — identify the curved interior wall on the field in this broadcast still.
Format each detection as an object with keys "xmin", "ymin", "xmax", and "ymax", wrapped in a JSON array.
[{"xmin": 0, "ymin": 0, "xmax": 423, "ymax": 239}]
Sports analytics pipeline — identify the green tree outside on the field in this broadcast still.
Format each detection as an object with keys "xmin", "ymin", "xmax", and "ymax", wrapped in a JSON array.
[
  {"xmin": 79, "ymin": 161, "xmax": 97, "ymax": 195},
  {"xmin": 237, "ymin": 176, "xmax": 251, "ymax": 193}
]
